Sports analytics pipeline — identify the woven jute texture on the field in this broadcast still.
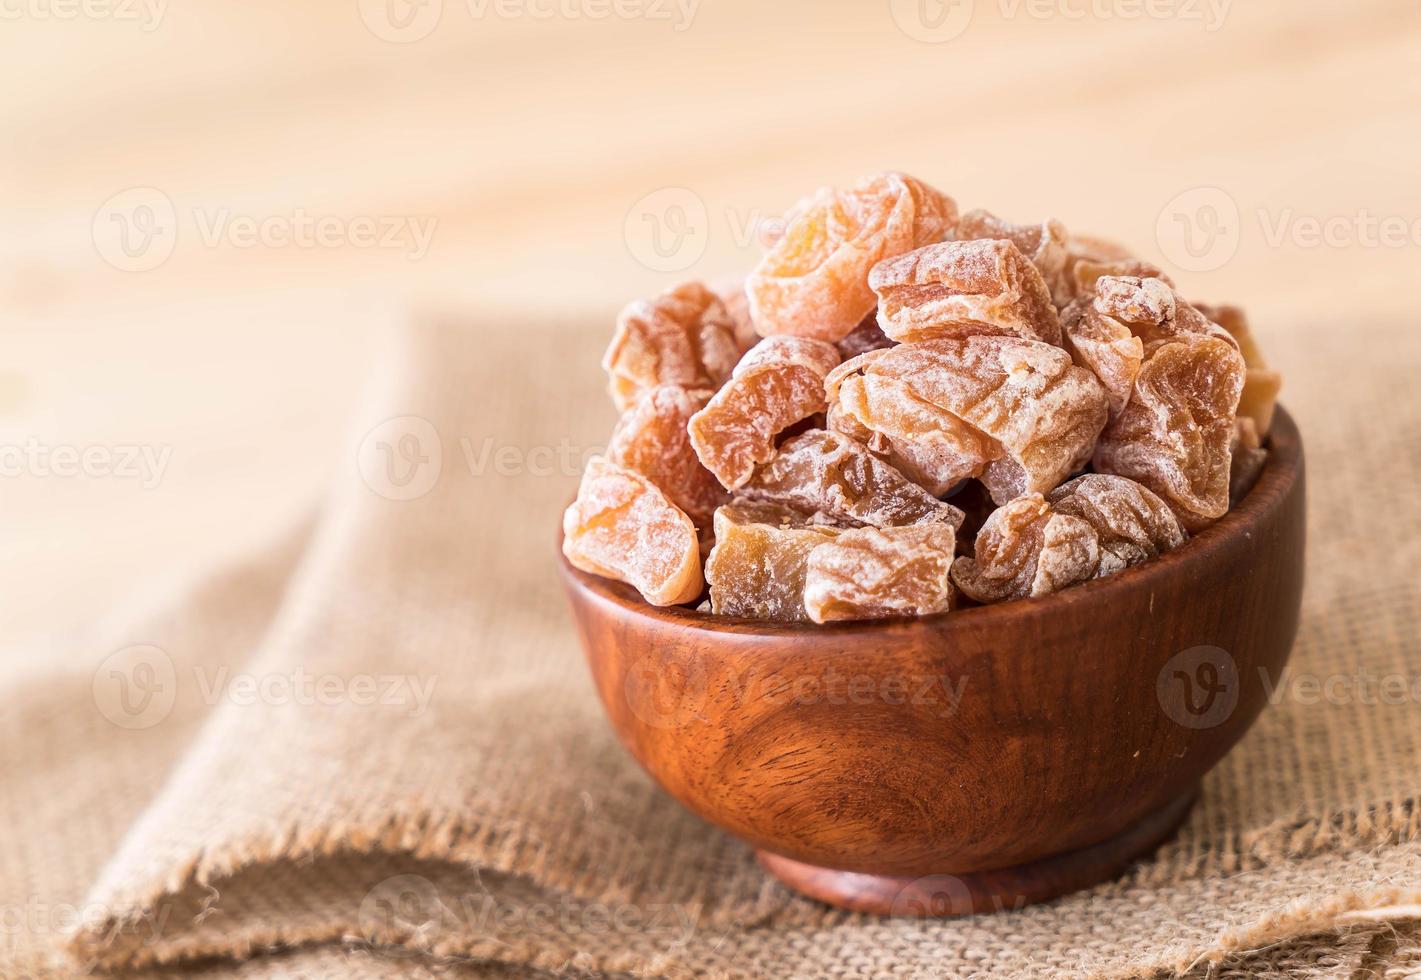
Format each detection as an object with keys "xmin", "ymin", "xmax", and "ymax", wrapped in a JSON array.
[{"xmin": 3, "ymin": 314, "xmax": 1419, "ymax": 979}]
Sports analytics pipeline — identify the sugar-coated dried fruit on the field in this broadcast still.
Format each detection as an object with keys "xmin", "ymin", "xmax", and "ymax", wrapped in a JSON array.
[
  {"xmin": 1093, "ymin": 334, "xmax": 1246, "ymax": 530},
  {"xmin": 951, "ymin": 475, "xmax": 1184, "ymax": 603},
  {"xmin": 1062, "ymin": 276, "xmax": 1239, "ymax": 418},
  {"xmin": 739, "ymin": 428, "xmax": 965, "ymax": 531},
  {"xmin": 1047, "ymin": 474, "xmax": 1186, "ymax": 575},
  {"xmin": 562, "ymin": 457, "xmax": 701, "ymax": 606},
  {"xmin": 1059, "ymin": 299, "xmax": 1142, "ymax": 419},
  {"xmin": 950, "ymin": 495, "xmax": 1084, "ymax": 602},
  {"xmin": 1229, "ymin": 416, "xmax": 1268, "ymax": 504},
  {"xmin": 573, "ymin": 171, "xmax": 1287, "ymax": 622},
  {"xmin": 804, "ymin": 524, "xmax": 956, "ymax": 622},
  {"xmin": 828, "ymin": 364, "xmax": 998, "ymax": 495},
  {"xmin": 954, "ymin": 210, "xmax": 1071, "ymax": 307},
  {"xmin": 1059, "ymin": 280, "xmax": 1154, "ymax": 417},
  {"xmin": 829, "ymin": 338, "xmax": 1109, "ymax": 504},
  {"xmin": 603, "ymin": 282, "xmax": 741, "ymax": 410},
  {"xmin": 746, "ymin": 172, "xmax": 957, "ymax": 342},
  {"xmin": 1194, "ymin": 302, "xmax": 1282, "ymax": 437},
  {"xmin": 704, "ymin": 501, "xmax": 843, "ymax": 621},
  {"xmin": 688, "ymin": 336, "xmax": 841, "ymax": 490},
  {"xmin": 607, "ymin": 385, "xmax": 726, "ymax": 532},
  {"xmin": 835, "ymin": 312, "xmax": 895, "ymax": 359},
  {"xmin": 1069, "ymin": 257, "xmax": 1172, "ymax": 301},
  {"xmin": 869, "ymin": 239, "xmax": 1062, "ymax": 347}
]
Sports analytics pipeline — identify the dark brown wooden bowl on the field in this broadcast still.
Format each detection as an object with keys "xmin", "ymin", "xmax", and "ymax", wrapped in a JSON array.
[{"xmin": 559, "ymin": 407, "xmax": 1305, "ymax": 916}]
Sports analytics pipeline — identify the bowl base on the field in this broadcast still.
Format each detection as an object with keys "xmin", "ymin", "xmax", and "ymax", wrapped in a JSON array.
[{"xmin": 756, "ymin": 790, "xmax": 1196, "ymax": 917}]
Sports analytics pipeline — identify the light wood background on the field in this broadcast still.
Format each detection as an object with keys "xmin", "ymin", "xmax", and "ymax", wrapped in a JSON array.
[{"xmin": 2, "ymin": 0, "xmax": 1417, "ymax": 651}]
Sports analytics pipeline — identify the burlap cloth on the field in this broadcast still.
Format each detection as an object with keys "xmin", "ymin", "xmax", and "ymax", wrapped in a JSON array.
[{"xmin": 4, "ymin": 314, "xmax": 1421, "ymax": 979}]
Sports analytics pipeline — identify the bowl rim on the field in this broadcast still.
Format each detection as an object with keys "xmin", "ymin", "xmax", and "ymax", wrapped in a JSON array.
[{"xmin": 559, "ymin": 405, "xmax": 1303, "ymax": 638}]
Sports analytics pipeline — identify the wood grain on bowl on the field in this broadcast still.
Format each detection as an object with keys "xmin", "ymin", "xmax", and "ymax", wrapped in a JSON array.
[{"xmin": 559, "ymin": 408, "xmax": 1306, "ymax": 916}]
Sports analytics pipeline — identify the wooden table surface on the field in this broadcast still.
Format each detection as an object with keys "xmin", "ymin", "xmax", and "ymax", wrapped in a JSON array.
[{"xmin": 2, "ymin": 0, "xmax": 1417, "ymax": 651}]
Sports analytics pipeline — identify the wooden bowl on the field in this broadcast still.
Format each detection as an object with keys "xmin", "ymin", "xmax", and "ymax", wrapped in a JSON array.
[{"xmin": 559, "ymin": 408, "xmax": 1306, "ymax": 916}]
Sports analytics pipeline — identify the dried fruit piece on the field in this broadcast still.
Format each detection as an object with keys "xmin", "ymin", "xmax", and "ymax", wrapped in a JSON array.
[
  {"xmin": 607, "ymin": 385, "xmax": 726, "ymax": 531},
  {"xmin": 739, "ymin": 429, "xmax": 965, "ymax": 530},
  {"xmin": 869, "ymin": 239, "xmax": 1062, "ymax": 347},
  {"xmin": 603, "ymin": 282, "xmax": 740, "ymax": 410},
  {"xmin": 562, "ymin": 457, "xmax": 701, "ymax": 606},
  {"xmin": 1059, "ymin": 280, "xmax": 1153, "ymax": 417},
  {"xmin": 1046, "ymin": 474, "xmax": 1186, "ymax": 575},
  {"xmin": 1069, "ymin": 257, "xmax": 1172, "ymax": 300},
  {"xmin": 704, "ymin": 501, "xmax": 842, "ymax": 621},
  {"xmin": 688, "ymin": 336, "xmax": 841, "ymax": 490},
  {"xmin": 1062, "ymin": 276, "xmax": 1238, "ymax": 418},
  {"xmin": 950, "ymin": 495, "xmax": 1079, "ymax": 602},
  {"xmin": 835, "ymin": 312, "xmax": 895, "ymax": 359},
  {"xmin": 951, "ymin": 475, "xmax": 1184, "ymax": 602},
  {"xmin": 830, "ymin": 338, "xmax": 1109, "ymax": 504},
  {"xmin": 828, "ymin": 367, "xmax": 998, "ymax": 495},
  {"xmin": 804, "ymin": 524, "xmax": 956, "ymax": 622},
  {"xmin": 747, "ymin": 172, "xmax": 957, "ymax": 342},
  {"xmin": 954, "ymin": 210, "xmax": 1071, "ymax": 306},
  {"xmin": 1194, "ymin": 302, "xmax": 1282, "ymax": 437},
  {"xmin": 1093, "ymin": 334, "xmax": 1246, "ymax": 530},
  {"xmin": 1229, "ymin": 416, "xmax": 1268, "ymax": 504}
]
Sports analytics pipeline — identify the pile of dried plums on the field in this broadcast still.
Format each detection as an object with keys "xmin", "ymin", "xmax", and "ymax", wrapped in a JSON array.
[{"xmin": 563, "ymin": 172, "xmax": 1282, "ymax": 622}]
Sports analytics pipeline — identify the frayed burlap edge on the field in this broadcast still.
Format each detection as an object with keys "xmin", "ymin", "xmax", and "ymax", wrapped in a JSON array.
[
  {"xmin": 67, "ymin": 794, "xmax": 1421, "ymax": 977},
  {"xmin": 1107, "ymin": 893, "xmax": 1421, "ymax": 979},
  {"xmin": 66, "ymin": 805, "xmax": 786, "ymax": 973}
]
